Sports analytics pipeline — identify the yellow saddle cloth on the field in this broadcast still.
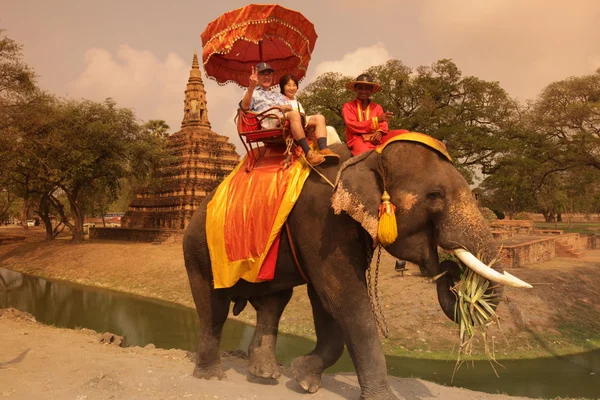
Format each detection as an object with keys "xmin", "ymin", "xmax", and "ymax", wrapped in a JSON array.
[{"xmin": 206, "ymin": 147, "xmax": 311, "ymax": 289}]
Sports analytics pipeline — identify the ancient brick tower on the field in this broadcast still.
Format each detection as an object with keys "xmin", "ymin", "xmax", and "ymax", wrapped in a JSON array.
[{"xmin": 122, "ymin": 52, "xmax": 239, "ymax": 230}]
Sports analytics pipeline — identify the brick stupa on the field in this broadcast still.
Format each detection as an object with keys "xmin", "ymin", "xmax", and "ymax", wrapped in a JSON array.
[{"xmin": 122, "ymin": 52, "xmax": 239, "ymax": 230}]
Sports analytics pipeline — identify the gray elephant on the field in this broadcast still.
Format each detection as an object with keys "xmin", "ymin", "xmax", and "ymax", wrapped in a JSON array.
[{"xmin": 183, "ymin": 139, "xmax": 529, "ymax": 400}]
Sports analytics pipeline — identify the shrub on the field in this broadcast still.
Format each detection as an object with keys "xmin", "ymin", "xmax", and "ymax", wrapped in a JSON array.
[
  {"xmin": 479, "ymin": 207, "xmax": 498, "ymax": 223},
  {"xmin": 493, "ymin": 209, "xmax": 505, "ymax": 220},
  {"xmin": 514, "ymin": 211, "xmax": 532, "ymax": 220}
]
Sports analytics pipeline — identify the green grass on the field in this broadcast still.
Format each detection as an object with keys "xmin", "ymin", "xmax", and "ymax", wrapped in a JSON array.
[{"xmin": 535, "ymin": 221, "xmax": 600, "ymax": 235}]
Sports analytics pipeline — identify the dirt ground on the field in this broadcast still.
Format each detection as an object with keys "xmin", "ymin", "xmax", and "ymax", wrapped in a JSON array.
[
  {"xmin": 1, "ymin": 308, "xmax": 534, "ymax": 400},
  {"xmin": 1, "ymin": 225, "xmax": 599, "ymax": 399}
]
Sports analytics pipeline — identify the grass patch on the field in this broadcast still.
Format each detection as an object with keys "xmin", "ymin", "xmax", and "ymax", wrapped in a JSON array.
[{"xmin": 535, "ymin": 221, "xmax": 600, "ymax": 234}]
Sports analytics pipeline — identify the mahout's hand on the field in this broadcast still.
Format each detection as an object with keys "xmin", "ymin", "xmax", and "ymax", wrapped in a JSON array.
[
  {"xmin": 370, "ymin": 130, "xmax": 383, "ymax": 145},
  {"xmin": 378, "ymin": 111, "xmax": 394, "ymax": 123}
]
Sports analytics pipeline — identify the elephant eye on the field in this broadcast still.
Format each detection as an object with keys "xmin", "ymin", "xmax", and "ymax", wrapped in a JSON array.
[{"xmin": 427, "ymin": 189, "xmax": 445, "ymax": 201}]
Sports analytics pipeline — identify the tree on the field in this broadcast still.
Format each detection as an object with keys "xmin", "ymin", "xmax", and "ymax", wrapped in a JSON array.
[
  {"xmin": 0, "ymin": 90, "xmax": 56, "ymax": 231},
  {"xmin": 531, "ymin": 69, "xmax": 600, "ymax": 171},
  {"xmin": 298, "ymin": 60, "xmax": 519, "ymax": 183},
  {"xmin": 368, "ymin": 59, "xmax": 520, "ymax": 182},
  {"xmin": 143, "ymin": 119, "xmax": 170, "ymax": 138},
  {"xmin": 0, "ymin": 30, "xmax": 38, "ymax": 227},
  {"xmin": 297, "ymin": 72, "xmax": 354, "ymax": 141},
  {"xmin": 481, "ymin": 70, "xmax": 600, "ymax": 220},
  {"xmin": 7, "ymin": 97, "xmax": 166, "ymax": 242},
  {"xmin": 0, "ymin": 29, "xmax": 36, "ymax": 106}
]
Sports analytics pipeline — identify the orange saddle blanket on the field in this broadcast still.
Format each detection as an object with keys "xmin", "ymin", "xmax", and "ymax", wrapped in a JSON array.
[{"xmin": 206, "ymin": 146, "xmax": 312, "ymax": 289}]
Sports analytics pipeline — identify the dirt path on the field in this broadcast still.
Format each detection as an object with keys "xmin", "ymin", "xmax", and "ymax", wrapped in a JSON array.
[{"xmin": 1, "ymin": 309, "xmax": 533, "ymax": 400}]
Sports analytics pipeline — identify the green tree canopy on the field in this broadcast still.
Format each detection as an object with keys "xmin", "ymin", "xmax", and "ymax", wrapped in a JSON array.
[
  {"xmin": 143, "ymin": 119, "xmax": 171, "ymax": 138},
  {"xmin": 0, "ymin": 29, "xmax": 36, "ymax": 105},
  {"xmin": 4, "ymin": 97, "xmax": 166, "ymax": 241},
  {"xmin": 479, "ymin": 70, "xmax": 600, "ymax": 220},
  {"xmin": 297, "ymin": 72, "xmax": 354, "ymax": 140},
  {"xmin": 298, "ymin": 59, "xmax": 519, "ymax": 182},
  {"xmin": 530, "ymin": 69, "xmax": 600, "ymax": 171},
  {"xmin": 0, "ymin": 29, "xmax": 38, "ymax": 224}
]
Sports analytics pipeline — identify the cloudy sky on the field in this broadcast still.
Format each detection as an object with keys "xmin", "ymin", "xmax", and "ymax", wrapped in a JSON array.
[{"xmin": 4, "ymin": 0, "xmax": 600, "ymax": 153}]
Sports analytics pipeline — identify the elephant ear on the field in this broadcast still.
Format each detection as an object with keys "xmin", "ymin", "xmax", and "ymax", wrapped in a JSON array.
[{"xmin": 331, "ymin": 150, "xmax": 382, "ymax": 241}]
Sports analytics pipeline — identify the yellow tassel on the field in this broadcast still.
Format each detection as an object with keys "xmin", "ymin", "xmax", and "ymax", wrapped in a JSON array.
[{"xmin": 377, "ymin": 191, "xmax": 398, "ymax": 246}]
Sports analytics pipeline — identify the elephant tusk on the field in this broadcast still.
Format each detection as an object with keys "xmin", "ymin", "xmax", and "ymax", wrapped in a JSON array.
[{"xmin": 453, "ymin": 248, "xmax": 533, "ymax": 288}]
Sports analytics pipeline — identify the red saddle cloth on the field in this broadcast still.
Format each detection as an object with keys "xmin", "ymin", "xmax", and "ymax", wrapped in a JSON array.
[{"xmin": 206, "ymin": 146, "xmax": 312, "ymax": 288}]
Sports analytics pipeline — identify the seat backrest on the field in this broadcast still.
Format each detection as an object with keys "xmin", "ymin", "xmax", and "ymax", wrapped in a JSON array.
[{"xmin": 237, "ymin": 109, "xmax": 261, "ymax": 133}]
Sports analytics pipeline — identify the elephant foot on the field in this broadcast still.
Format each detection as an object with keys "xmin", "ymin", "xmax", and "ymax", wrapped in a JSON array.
[
  {"xmin": 291, "ymin": 356, "xmax": 322, "ymax": 393},
  {"xmin": 193, "ymin": 363, "xmax": 226, "ymax": 380},
  {"xmin": 248, "ymin": 347, "xmax": 281, "ymax": 379},
  {"xmin": 359, "ymin": 386, "xmax": 398, "ymax": 400}
]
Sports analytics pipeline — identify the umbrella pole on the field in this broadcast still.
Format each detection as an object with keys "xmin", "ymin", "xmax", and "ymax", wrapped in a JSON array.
[{"xmin": 259, "ymin": 41, "xmax": 263, "ymax": 62}]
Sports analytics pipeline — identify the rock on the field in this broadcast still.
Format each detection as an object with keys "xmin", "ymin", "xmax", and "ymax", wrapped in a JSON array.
[{"xmin": 99, "ymin": 332, "xmax": 124, "ymax": 347}]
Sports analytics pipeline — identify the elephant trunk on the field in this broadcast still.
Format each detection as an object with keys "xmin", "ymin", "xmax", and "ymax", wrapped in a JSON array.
[
  {"xmin": 433, "ymin": 192, "xmax": 532, "ymax": 322},
  {"xmin": 436, "ymin": 260, "xmax": 461, "ymax": 322}
]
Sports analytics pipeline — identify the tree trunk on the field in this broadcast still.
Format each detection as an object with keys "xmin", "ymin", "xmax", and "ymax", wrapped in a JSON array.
[
  {"xmin": 21, "ymin": 200, "xmax": 29, "ymax": 230},
  {"xmin": 60, "ymin": 187, "xmax": 84, "ymax": 243},
  {"xmin": 38, "ymin": 193, "xmax": 55, "ymax": 241},
  {"xmin": 49, "ymin": 193, "xmax": 72, "ymax": 239},
  {"xmin": 70, "ymin": 201, "xmax": 84, "ymax": 243},
  {"xmin": 542, "ymin": 210, "xmax": 553, "ymax": 222}
]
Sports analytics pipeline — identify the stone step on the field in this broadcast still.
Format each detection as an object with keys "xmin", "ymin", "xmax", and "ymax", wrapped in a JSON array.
[{"xmin": 555, "ymin": 241, "xmax": 585, "ymax": 258}]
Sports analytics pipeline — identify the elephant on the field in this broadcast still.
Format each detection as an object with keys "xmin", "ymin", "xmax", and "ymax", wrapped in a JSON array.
[{"xmin": 183, "ymin": 139, "xmax": 530, "ymax": 400}]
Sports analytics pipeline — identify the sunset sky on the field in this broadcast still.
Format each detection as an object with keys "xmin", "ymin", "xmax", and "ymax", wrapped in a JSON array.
[{"xmin": 4, "ymin": 0, "xmax": 600, "ymax": 153}]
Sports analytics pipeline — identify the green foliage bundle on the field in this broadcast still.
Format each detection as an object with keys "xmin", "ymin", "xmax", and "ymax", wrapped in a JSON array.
[{"xmin": 452, "ymin": 262, "xmax": 502, "ymax": 379}]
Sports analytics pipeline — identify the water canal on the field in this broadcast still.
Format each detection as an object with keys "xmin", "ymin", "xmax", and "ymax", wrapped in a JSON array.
[{"xmin": 1, "ymin": 267, "xmax": 598, "ymax": 399}]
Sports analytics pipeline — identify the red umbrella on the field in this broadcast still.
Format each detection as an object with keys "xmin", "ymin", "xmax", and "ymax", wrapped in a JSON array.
[{"xmin": 201, "ymin": 4, "xmax": 318, "ymax": 87}]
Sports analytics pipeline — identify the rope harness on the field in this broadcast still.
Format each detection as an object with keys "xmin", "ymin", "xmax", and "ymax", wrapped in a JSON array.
[
  {"xmin": 367, "ymin": 244, "xmax": 389, "ymax": 338},
  {"xmin": 284, "ymin": 221, "xmax": 309, "ymax": 283}
]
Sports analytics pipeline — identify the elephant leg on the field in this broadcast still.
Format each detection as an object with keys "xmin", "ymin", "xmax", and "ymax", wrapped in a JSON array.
[
  {"xmin": 311, "ymin": 269, "xmax": 396, "ymax": 399},
  {"xmin": 291, "ymin": 283, "xmax": 345, "ymax": 393},
  {"xmin": 186, "ymin": 267, "xmax": 230, "ymax": 380},
  {"xmin": 247, "ymin": 289, "xmax": 293, "ymax": 379},
  {"xmin": 337, "ymin": 291, "xmax": 395, "ymax": 399}
]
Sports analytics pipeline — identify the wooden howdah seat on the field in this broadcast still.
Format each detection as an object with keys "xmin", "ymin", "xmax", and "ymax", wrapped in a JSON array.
[{"xmin": 235, "ymin": 106, "xmax": 292, "ymax": 172}]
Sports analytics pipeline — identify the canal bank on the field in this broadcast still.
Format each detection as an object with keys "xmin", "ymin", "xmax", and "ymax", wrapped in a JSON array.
[
  {"xmin": 2, "ymin": 307, "xmax": 538, "ymax": 400},
  {"xmin": 1, "ymin": 226, "xmax": 599, "ymax": 397},
  {"xmin": 1, "ymin": 226, "xmax": 598, "ymax": 360},
  {"xmin": 2, "ymin": 267, "xmax": 598, "ymax": 399}
]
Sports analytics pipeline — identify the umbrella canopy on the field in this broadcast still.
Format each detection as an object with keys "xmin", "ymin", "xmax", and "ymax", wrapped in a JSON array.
[{"xmin": 201, "ymin": 4, "xmax": 318, "ymax": 87}]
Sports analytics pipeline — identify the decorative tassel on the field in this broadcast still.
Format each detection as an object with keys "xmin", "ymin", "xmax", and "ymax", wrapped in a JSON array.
[{"xmin": 377, "ymin": 191, "xmax": 398, "ymax": 246}]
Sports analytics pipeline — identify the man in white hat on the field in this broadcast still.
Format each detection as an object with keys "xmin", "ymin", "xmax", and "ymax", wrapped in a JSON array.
[
  {"xmin": 341, "ymin": 73, "xmax": 408, "ymax": 156},
  {"xmin": 241, "ymin": 62, "xmax": 339, "ymax": 166}
]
